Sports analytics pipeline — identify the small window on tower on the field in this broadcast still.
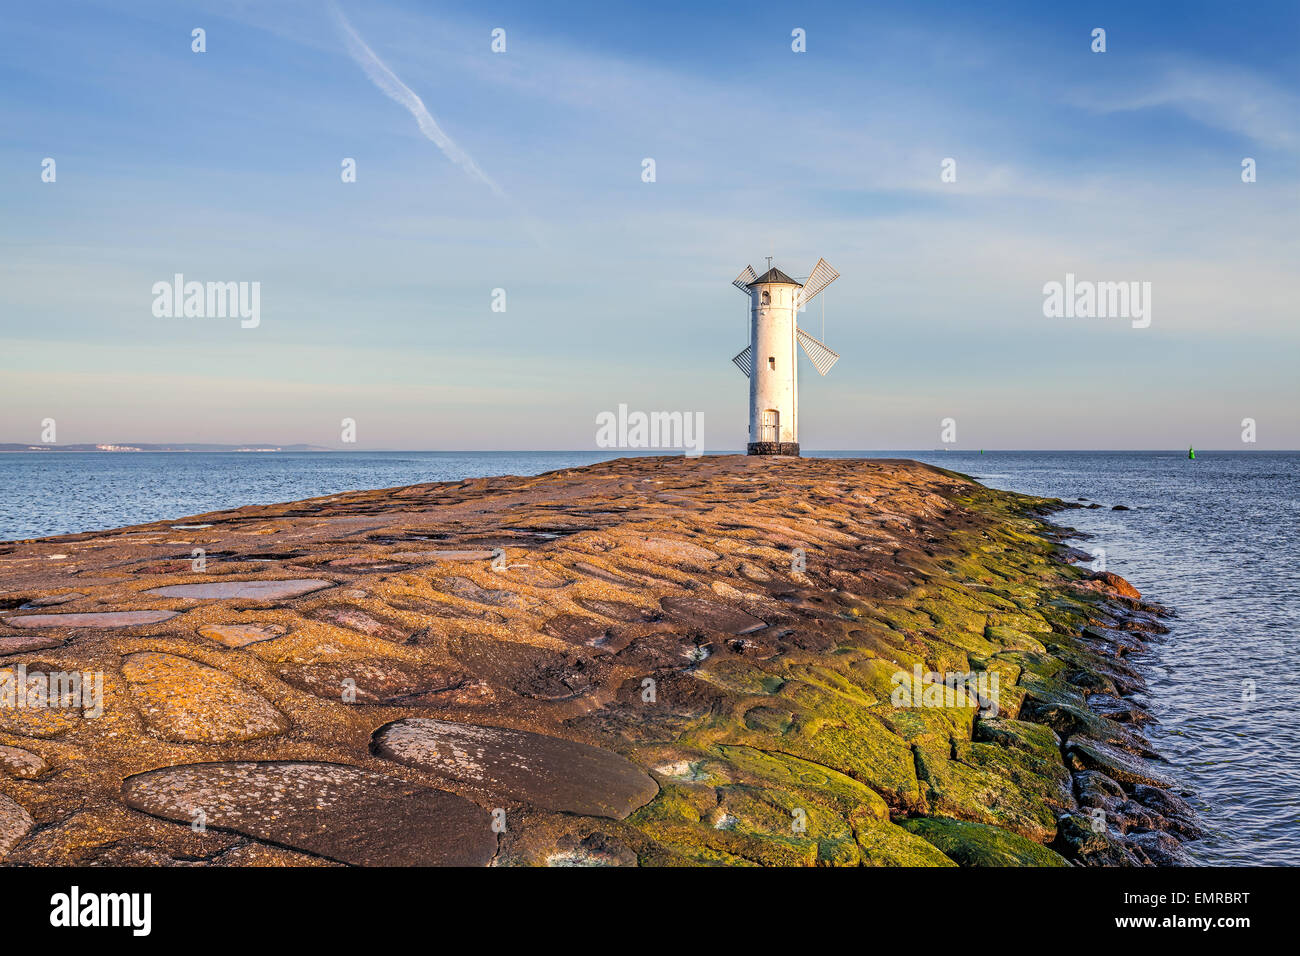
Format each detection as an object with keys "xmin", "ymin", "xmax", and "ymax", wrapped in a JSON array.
[
  {"xmin": 768, "ymin": 356, "xmax": 776, "ymax": 370},
  {"xmin": 761, "ymin": 290, "xmax": 770, "ymax": 306}
]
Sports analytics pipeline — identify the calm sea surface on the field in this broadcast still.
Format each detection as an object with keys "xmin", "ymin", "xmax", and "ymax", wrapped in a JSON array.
[{"xmin": 1, "ymin": 449, "xmax": 1295, "ymax": 865}]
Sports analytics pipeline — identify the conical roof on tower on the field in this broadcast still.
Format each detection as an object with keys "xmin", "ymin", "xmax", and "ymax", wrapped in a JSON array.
[{"xmin": 747, "ymin": 267, "xmax": 803, "ymax": 287}]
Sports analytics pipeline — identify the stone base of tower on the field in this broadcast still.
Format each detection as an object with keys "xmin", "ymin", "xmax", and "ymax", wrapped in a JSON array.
[{"xmin": 747, "ymin": 441, "xmax": 800, "ymax": 457}]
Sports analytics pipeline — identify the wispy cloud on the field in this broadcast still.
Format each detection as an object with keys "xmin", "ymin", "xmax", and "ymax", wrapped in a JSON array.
[
  {"xmin": 330, "ymin": 3, "xmax": 506, "ymax": 197},
  {"xmin": 1069, "ymin": 60, "xmax": 1300, "ymax": 151}
]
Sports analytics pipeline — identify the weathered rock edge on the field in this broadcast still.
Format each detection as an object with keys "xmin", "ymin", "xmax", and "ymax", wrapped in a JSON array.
[{"xmin": 0, "ymin": 455, "xmax": 1195, "ymax": 866}]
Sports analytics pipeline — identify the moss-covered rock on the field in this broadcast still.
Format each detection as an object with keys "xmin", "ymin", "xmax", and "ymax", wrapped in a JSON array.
[
  {"xmin": 901, "ymin": 816, "xmax": 1070, "ymax": 866},
  {"xmin": 715, "ymin": 745, "xmax": 890, "ymax": 821},
  {"xmin": 855, "ymin": 819, "xmax": 957, "ymax": 866},
  {"xmin": 913, "ymin": 743, "xmax": 1060, "ymax": 842},
  {"xmin": 984, "ymin": 624, "xmax": 1048, "ymax": 653},
  {"xmin": 0, "ymin": 455, "xmax": 1179, "ymax": 867}
]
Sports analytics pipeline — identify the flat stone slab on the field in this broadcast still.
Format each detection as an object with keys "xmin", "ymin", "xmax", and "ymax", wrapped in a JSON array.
[
  {"xmin": 19, "ymin": 592, "xmax": 85, "ymax": 608},
  {"xmin": 0, "ymin": 665, "xmax": 83, "ymax": 737},
  {"xmin": 0, "ymin": 793, "xmax": 34, "ymax": 859},
  {"xmin": 311, "ymin": 606, "xmax": 406, "ymax": 642},
  {"xmin": 373, "ymin": 718, "xmax": 658, "ymax": 820},
  {"xmin": 447, "ymin": 633, "xmax": 594, "ymax": 701},
  {"xmin": 122, "ymin": 652, "xmax": 288, "ymax": 743},
  {"xmin": 0, "ymin": 745, "xmax": 49, "ymax": 779},
  {"xmin": 635, "ymin": 537, "xmax": 719, "ymax": 564},
  {"xmin": 2, "ymin": 610, "xmax": 177, "ymax": 629},
  {"xmin": 121, "ymin": 761, "xmax": 495, "ymax": 866},
  {"xmin": 197, "ymin": 622, "xmax": 287, "ymax": 648},
  {"xmin": 144, "ymin": 579, "xmax": 332, "ymax": 600},
  {"xmin": 0, "ymin": 634, "xmax": 65, "ymax": 655},
  {"xmin": 438, "ymin": 576, "xmax": 533, "ymax": 609},
  {"xmin": 660, "ymin": 595, "xmax": 766, "ymax": 634},
  {"xmin": 277, "ymin": 658, "xmax": 464, "ymax": 705},
  {"xmin": 575, "ymin": 598, "xmax": 659, "ymax": 623}
]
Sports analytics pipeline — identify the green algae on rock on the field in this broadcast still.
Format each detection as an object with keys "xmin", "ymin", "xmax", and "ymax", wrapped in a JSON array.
[
  {"xmin": 0, "ymin": 456, "xmax": 1189, "ymax": 866},
  {"xmin": 901, "ymin": 816, "xmax": 1070, "ymax": 867}
]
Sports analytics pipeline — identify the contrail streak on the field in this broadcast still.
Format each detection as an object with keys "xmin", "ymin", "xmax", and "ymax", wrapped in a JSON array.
[{"xmin": 331, "ymin": 4, "xmax": 505, "ymax": 198}]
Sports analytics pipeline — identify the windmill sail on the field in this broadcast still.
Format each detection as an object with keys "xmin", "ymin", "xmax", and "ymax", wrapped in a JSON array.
[
  {"xmin": 797, "ymin": 258, "xmax": 839, "ymax": 309},
  {"xmin": 796, "ymin": 327, "xmax": 839, "ymax": 375},
  {"xmin": 732, "ymin": 265, "xmax": 757, "ymax": 292},
  {"xmin": 731, "ymin": 345, "xmax": 754, "ymax": 377}
]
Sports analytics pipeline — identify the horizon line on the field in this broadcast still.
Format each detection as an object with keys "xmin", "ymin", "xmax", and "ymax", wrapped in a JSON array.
[{"xmin": 2, "ymin": 447, "xmax": 1295, "ymax": 454}]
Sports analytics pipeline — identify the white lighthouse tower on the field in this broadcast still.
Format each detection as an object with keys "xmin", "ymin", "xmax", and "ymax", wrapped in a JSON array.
[{"xmin": 731, "ymin": 258, "xmax": 841, "ymax": 455}]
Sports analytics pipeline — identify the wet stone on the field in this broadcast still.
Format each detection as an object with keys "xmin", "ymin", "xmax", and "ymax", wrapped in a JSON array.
[
  {"xmin": 19, "ymin": 592, "xmax": 84, "ymax": 609},
  {"xmin": 122, "ymin": 652, "xmax": 288, "ymax": 743},
  {"xmin": 634, "ymin": 537, "xmax": 719, "ymax": 566},
  {"xmin": 121, "ymin": 761, "xmax": 495, "ymax": 866},
  {"xmin": 311, "ymin": 606, "xmax": 407, "ymax": 642},
  {"xmin": 0, "ymin": 745, "xmax": 49, "ymax": 779},
  {"xmin": 439, "ymin": 577, "xmax": 533, "ymax": 609},
  {"xmin": 546, "ymin": 833, "xmax": 639, "ymax": 867},
  {"xmin": 615, "ymin": 632, "xmax": 715, "ymax": 671},
  {"xmin": 575, "ymin": 598, "xmax": 660, "ymax": 623},
  {"xmin": 660, "ymin": 595, "xmax": 766, "ymax": 634},
  {"xmin": 1066, "ymin": 738, "xmax": 1173, "ymax": 788},
  {"xmin": 3, "ymin": 610, "xmax": 178, "ymax": 629},
  {"xmin": 144, "ymin": 579, "xmax": 333, "ymax": 600},
  {"xmin": 1087, "ymin": 693, "xmax": 1154, "ymax": 724},
  {"xmin": 197, "ymin": 622, "xmax": 287, "ymax": 648},
  {"xmin": 1128, "ymin": 829, "xmax": 1194, "ymax": 866},
  {"xmin": 447, "ymin": 633, "xmax": 595, "ymax": 701},
  {"xmin": 1131, "ymin": 784, "xmax": 1198, "ymax": 820},
  {"xmin": 277, "ymin": 658, "xmax": 465, "ymax": 705},
  {"xmin": 0, "ymin": 634, "xmax": 65, "ymax": 655},
  {"xmin": 373, "ymin": 718, "xmax": 659, "ymax": 820},
  {"xmin": 0, "ymin": 793, "xmax": 34, "ymax": 859},
  {"xmin": 541, "ymin": 614, "xmax": 617, "ymax": 650}
]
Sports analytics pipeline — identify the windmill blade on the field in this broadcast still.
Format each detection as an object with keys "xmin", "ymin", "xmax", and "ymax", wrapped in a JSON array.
[
  {"xmin": 796, "ymin": 326, "xmax": 839, "ymax": 375},
  {"xmin": 796, "ymin": 257, "xmax": 839, "ymax": 309},
  {"xmin": 731, "ymin": 345, "xmax": 753, "ymax": 377},
  {"xmin": 732, "ymin": 265, "xmax": 757, "ymax": 293}
]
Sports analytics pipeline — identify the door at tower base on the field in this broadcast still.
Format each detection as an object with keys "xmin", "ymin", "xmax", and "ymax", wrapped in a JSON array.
[{"xmin": 747, "ymin": 441, "xmax": 801, "ymax": 456}]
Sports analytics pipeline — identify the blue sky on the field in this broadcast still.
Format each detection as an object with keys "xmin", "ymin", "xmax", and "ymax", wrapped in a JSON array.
[{"xmin": 2, "ymin": 0, "xmax": 1296, "ymax": 449}]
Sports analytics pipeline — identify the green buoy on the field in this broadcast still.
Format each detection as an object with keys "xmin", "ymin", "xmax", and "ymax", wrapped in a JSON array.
[{"xmin": 1188, "ymin": 446, "xmax": 1195, "ymax": 460}]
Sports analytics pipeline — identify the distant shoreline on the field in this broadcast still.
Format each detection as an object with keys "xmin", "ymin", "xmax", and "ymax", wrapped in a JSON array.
[{"xmin": 0, "ymin": 444, "xmax": 334, "ymax": 453}]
